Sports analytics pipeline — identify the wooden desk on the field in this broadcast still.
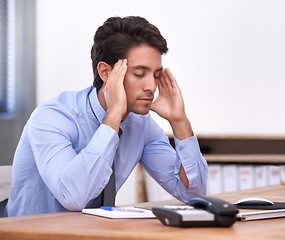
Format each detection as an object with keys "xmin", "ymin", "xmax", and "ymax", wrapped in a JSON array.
[{"xmin": 1, "ymin": 185, "xmax": 285, "ymax": 240}]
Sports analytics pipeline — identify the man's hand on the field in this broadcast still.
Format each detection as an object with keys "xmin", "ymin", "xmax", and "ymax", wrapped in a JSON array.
[
  {"xmin": 150, "ymin": 68, "xmax": 193, "ymax": 140},
  {"xmin": 102, "ymin": 59, "xmax": 128, "ymax": 134},
  {"xmin": 151, "ymin": 68, "xmax": 192, "ymax": 189}
]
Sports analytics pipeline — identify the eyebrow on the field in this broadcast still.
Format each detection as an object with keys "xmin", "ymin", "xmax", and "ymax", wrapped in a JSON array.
[{"xmin": 129, "ymin": 65, "xmax": 163, "ymax": 73}]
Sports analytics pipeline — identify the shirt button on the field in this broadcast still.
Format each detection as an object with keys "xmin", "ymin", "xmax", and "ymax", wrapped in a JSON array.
[{"xmin": 179, "ymin": 146, "xmax": 184, "ymax": 151}]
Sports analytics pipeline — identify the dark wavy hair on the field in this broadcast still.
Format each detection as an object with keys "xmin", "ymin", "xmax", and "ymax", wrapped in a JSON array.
[{"xmin": 91, "ymin": 16, "xmax": 168, "ymax": 90}]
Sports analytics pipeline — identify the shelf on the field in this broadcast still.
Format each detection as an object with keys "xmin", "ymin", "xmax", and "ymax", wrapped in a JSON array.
[{"xmin": 204, "ymin": 154, "xmax": 285, "ymax": 164}]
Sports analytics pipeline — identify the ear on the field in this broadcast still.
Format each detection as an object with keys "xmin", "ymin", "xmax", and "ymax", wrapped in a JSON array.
[{"xmin": 97, "ymin": 61, "xmax": 112, "ymax": 83}]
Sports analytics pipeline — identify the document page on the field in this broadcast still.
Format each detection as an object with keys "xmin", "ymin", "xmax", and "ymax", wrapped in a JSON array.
[{"xmin": 82, "ymin": 207, "xmax": 156, "ymax": 219}]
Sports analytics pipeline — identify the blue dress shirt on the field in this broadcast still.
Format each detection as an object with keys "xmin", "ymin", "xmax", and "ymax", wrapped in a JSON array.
[{"xmin": 4, "ymin": 86, "xmax": 208, "ymax": 217}]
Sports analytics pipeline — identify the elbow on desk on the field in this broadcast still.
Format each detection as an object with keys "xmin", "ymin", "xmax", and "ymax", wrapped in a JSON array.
[
  {"xmin": 55, "ymin": 184, "xmax": 91, "ymax": 212},
  {"xmin": 58, "ymin": 197, "xmax": 88, "ymax": 212}
]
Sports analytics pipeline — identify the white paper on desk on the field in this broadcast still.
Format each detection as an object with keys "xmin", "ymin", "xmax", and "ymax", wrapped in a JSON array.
[{"xmin": 82, "ymin": 207, "xmax": 156, "ymax": 219}]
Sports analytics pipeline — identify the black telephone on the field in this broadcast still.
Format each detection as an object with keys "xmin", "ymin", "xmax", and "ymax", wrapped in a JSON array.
[{"xmin": 152, "ymin": 196, "xmax": 239, "ymax": 227}]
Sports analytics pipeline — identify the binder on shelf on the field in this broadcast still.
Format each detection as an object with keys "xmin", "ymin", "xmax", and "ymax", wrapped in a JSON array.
[
  {"xmin": 222, "ymin": 165, "xmax": 238, "ymax": 193},
  {"xmin": 207, "ymin": 164, "xmax": 223, "ymax": 194},
  {"xmin": 239, "ymin": 165, "xmax": 254, "ymax": 190},
  {"xmin": 268, "ymin": 165, "xmax": 281, "ymax": 186},
  {"xmin": 254, "ymin": 165, "xmax": 268, "ymax": 188}
]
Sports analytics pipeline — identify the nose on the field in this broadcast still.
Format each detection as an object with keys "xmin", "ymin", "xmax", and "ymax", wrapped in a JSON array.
[{"xmin": 144, "ymin": 76, "xmax": 157, "ymax": 93}]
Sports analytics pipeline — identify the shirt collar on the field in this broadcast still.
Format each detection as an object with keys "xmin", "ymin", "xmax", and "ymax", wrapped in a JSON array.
[{"xmin": 88, "ymin": 87, "xmax": 106, "ymax": 124}]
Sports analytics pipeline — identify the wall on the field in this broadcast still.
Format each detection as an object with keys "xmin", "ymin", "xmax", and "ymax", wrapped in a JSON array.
[
  {"xmin": 36, "ymin": 0, "xmax": 285, "ymax": 136},
  {"xmin": 36, "ymin": 0, "xmax": 285, "ymax": 204}
]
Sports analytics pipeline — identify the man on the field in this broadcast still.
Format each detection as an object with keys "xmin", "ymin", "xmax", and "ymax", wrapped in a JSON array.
[{"xmin": 4, "ymin": 16, "xmax": 208, "ymax": 217}]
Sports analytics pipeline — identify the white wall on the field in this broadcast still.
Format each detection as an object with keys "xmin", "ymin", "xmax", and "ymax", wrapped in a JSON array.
[{"xmin": 37, "ymin": 0, "xmax": 285, "ymax": 136}]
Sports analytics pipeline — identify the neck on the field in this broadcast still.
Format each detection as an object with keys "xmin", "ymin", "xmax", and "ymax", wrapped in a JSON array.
[{"xmin": 97, "ymin": 88, "xmax": 107, "ymax": 111}]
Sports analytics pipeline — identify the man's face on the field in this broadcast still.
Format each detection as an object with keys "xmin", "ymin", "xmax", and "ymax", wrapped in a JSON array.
[{"xmin": 124, "ymin": 44, "xmax": 162, "ymax": 116}]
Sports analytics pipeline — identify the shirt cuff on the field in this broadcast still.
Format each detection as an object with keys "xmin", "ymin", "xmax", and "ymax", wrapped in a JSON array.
[
  {"xmin": 88, "ymin": 124, "xmax": 119, "ymax": 166},
  {"xmin": 174, "ymin": 134, "xmax": 203, "ymax": 169}
]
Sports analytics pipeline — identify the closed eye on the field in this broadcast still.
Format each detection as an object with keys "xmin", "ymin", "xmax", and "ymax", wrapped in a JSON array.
[
  {"xmin": 134, "ymin": 74, "xmax": 144, "ymax": 78},
  {"xmin": 154, "ymin": 69, "xmax": 162, "ymax": 80}
]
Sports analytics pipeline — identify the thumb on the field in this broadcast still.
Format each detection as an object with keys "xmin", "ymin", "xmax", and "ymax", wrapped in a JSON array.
[
  {"xmin": 150, "ymin": 100, "xmax": 158, "ymax": 113},
  {"xmin": 150, "ymin": 99, "xmax": 163, "ymax": 116}
]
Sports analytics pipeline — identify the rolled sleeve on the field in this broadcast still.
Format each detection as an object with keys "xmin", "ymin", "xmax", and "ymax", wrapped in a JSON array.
[
  {"xmin": 174, "ymin": 134, "xmax": 208, "ymax": 199},
  {"xmin": 88, "ymin": 124, "xmax": 119, "ymax": 166},
  {"xmin": 174, "ymin": 134, "xmax": 204, "ymax": 170}
]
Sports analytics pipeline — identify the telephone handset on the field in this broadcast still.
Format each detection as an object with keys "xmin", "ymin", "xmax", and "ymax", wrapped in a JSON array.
[{"xmin": 152, "ymin": 196, "xmax": 239, "ymax": 227}]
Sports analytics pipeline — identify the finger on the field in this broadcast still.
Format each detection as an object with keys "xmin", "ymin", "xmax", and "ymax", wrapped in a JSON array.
[
  {"xmin": 118, "ymin": 59, "xmax": 128, "ymax": 79},
  {"xmin": 121, "ymin": 59, "xmax": 128, "ymax": 82},
  {"xmin": 111, "ymin": 59, "xmax": 123, "ymax": 73},
  {"xmin": 158, "ymin": 70, "xmax": 169, "ymax": 94},
  {"xmin": 161, "ymin": 70, "xmax": 175, "ymax": 91},
  {"xmin": 158, "ymin": 70, "xmax": 165, "ymax": 87},
  {"xmin": 157, "ymin": 74, "xmax": 163, "ymax": 93},
  {"xmin": 159, "ymin": 69, "xmax": 169, "ymax": 88},
  {"xmin": 163, "ymin": 68, "xmax": 176, "ymax": 88},
  {"xmin": 160, "ymin": 68, "xmax": 174, "ymax": 89},
  {"xmin": 108, "ymin": 59, "xmax": 127, "ymax": 83},
  {"xmin": 112, "ymin": 59, "xmax": 125, "ymax": 75}
]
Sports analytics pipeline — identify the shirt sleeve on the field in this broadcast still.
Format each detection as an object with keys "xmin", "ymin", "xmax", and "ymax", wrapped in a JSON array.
[
  {"xmin": 140, "ymin": 130, "xmax": 208, "ymax": 203},
  {"xmin": 27, "ymin": 106, "xmax": 119, "ymax": 211}
]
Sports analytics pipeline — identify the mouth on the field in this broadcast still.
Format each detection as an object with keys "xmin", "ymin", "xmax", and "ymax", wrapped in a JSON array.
[{"xmin": 138, "ymin": 98, "xmax": 153, "ymax": 103}]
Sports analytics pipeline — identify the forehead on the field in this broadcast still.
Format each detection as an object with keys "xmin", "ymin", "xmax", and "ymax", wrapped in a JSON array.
[{"xmin": 126, "ymin": 45, "xmax": 162, "ymax": 70}]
